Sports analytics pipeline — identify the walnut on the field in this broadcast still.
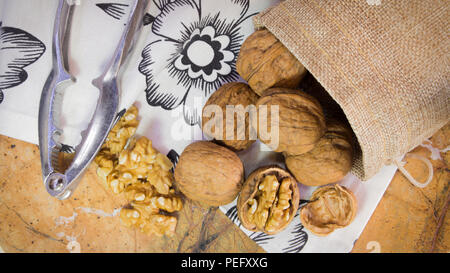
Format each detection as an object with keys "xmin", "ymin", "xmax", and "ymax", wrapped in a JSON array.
[
  {"xmin": 106, "ymin": 169, "xmax": 130, "ymax": 194},
  {"xmin": 236, "ymin": 29, "xmax": 307, "ymax": 96},
  {"xmin": 94, "ymin": 106, "xmax": 183, "ymax": 237},
  {"xmin": 202, "ymin": 82, "xmax": 259, "ymax": 151},
  {"xmin": 237, "ymin": 166, "xmax": 300, "ymax": 234},
  {"xmin": 142, "ymin": 214, "xmax": 177, "ymax": 237},
  {"xmin": 123, "ymin": 184, "xmax": 154, "ymax": 203},
  {"xmin": 120, "ymin": 182, "xmax": 182, "ymax": 237},
  {"xmin": 117, "ymin": 137, "xmax": 173, "ymax": 195},
  {"xmin": 95, "ymin": 150, "xmax": 116, "ymax": 183},
  {"xmin": 149, "ymin": 195, "xmax": 183, "ymax": 213},
  {"xmin": 102, "ymin": 105, "xmax": 139, "ymax": 155},
  {"xmin": 300, "ymin": 184, "xmax": 357, "ymax": 236},
  {"xmin": 255, "ymin": 88, "xmax": 326, "ymax": 155},
  {"xmin": 145, "ymin": 159, "xmax": 173, "ymax": 195},
  {"xmin": 113, "ymin": 137, "xmax": 183, "ymax": 236},
  {"xmin": 120, "ymin": 206, "xmax": 177, "ymax": 237},
  {"xmin": 285, "ymin": 120, "xmax": 354, "ymax": 186},
  {"xmin": 94, "ymin": 105, "xmax": 140, "ymax": 180},
  {"xmin": 174, "ymin": 141, "xmax": 244, "ymax": 206}
]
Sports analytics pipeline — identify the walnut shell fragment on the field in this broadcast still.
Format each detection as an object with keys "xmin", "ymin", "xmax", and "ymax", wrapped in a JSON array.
[
  {"xmin": 202, "ymin": 82, "xmax": 259, "ymax": 151},
  {"xmin": 285, "ymin": 119, "xmax": 354, "ymax": 186},
  {"xmin": 236, "ymin": 29, "xmax": 307, "ymax": 96},
  {"xmin": 300, "ymin": 185, "xmax": 357, "ymax": 236},
  {"xmin": 255, "ymin": 88, "xmax": 326, "ymax": 155},
  {"xmin": 174, "ymin": 141, "xmax": 244, "ymax": 206},
  {"xmin": 237, "ymin": 166, "xmax": 300, "ymax": 234}
]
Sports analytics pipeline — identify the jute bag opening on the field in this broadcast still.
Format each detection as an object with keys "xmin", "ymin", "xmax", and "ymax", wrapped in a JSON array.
[{"xmin": 254, "ymin": 0, "xmax": 449, "ymax": 181}]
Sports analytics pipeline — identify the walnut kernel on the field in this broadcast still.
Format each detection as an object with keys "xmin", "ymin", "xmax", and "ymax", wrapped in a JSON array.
[
  {"xmin": 237, "ymin": 166, "xmax": 300, "ymax": 234},
  {"xmin": 94, "ymin": 106, "xmax": 182, "ymax": 237}
]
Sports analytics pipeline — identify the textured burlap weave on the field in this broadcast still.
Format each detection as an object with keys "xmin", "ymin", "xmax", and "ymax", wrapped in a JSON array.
[{"xmin": 254, "ymin": 0, "xmax": 450, "ymax": 180}]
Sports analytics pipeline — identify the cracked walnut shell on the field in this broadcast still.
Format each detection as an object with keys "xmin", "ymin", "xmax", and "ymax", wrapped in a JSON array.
[
  {"xmin": 236, "ymin": 29, "xmax": 307, "ymax": 96},
  {"xmin": 285, "ymin": 119, "xmax": 354, "ymax": 186},
  {"xmin": 255, "ymin": 88, "xmax": 326, "ymax": 156},
  {"xmin": 174, "ymin": 141, "xmax": 244, "ymax": 206},
  {"xmin": 300, "ymin": 184, "xmax": 357, "ymax": 236},
  {"xmin": 237, "ymin": 166, "xmax": 300, "ymax": 234},
  {"xmin": 202, "ymin": 82, "xmax": 259, "ymax": 151}
]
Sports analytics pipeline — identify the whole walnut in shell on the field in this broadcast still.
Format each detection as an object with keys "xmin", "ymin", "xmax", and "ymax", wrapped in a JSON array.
[
  {"xmin": 285, "ymin": 119, "xmax": 354, "ymax": 186},
  {"xmin": 255, "ymin": 88, "xmax": 326, "ymax": 156},
  {"xmin": 236, "ymin": 29, "xmax": 307, "ymax": 96},
  {"xmin": 202, "ymin": 82, "xmax": 259, "ymax": 151},
  {"xmin": 237, "ymin": 166, "xmax": 300, "ymax": 234},
  {"xmin": 174, "ymin": 141, "xmax": 244, "ymax": 206},
  {"xmin": 300, "ymin": 185, "xmax": 357, "ymax": 236}
]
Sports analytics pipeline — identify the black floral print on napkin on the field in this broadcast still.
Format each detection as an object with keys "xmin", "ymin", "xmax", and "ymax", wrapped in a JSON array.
[
  {"xmin": 282, "ymin": 220, "xmax": 308, "ymax": 253},
  {"xmin": 139, "ymin": 0, "xmax": 258, "ymax": 125},
  {"xmin": 96, "ymin": 3, "xmax": 129, "ymax": 20},
  {"xmin": 166, "ymin": 149, "xmax": 179, "ymax": 173},
  {"xmin": 224, "ymin": 204, "xmax": 309, "ymax": 253},
  {"xmin": 143, "ymin": 13, "xmax": 155, "ymax": 26},
  {"xmin": 0, "ymin": 22, "xmax": 46, "ymax": 104}
]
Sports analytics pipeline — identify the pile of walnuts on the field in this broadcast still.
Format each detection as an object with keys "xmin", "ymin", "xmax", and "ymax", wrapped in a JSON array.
[
  {"xmin": 173, "ymin": 29, "xmax": 358, "ymax": 236},
  {"xmin": 94, "ymin": 29, "xmax": 358, "ymax": 238},
  {"xmin": 95, "ymin": 106, "xmax": 182, "ymax": 237}
]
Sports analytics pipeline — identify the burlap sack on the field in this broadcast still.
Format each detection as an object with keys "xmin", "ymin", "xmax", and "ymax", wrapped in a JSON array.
[{"xmin": 254, "ymin": 0, "xmax": 450, "ymax": 180}]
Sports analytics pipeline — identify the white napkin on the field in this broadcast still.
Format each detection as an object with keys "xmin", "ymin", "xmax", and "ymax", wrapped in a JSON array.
[{"xmin": 0, "ymin": 0, "xmax": 397, "ymax": 253}]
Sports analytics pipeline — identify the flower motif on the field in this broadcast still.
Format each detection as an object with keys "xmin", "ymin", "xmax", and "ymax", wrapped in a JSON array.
[
  {"xmin": 138, "ymin": 0, "xmax": 258, "ymax": 125},
  {"xmin": 174, "ymin": 26, "xmax": 234, "ymax": 83},
  {"xmin": 0, "ymin": 21, "xmax": 46, "ymax": 104}
]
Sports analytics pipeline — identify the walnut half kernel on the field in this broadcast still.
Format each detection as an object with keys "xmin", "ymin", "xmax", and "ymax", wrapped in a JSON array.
[
  {"xmin": 113, "ymin": 136, "xmax": 182, "ymax": 237},
  {"xmin": 120, "ymin": 194, "xmax": 182, "ymax": 237},
  {"xmin": 237, "ymin": 166, "xmax": 300, "ymax": 234}
]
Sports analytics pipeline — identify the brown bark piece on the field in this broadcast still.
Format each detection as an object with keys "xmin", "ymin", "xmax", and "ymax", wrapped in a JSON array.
[{"xmin": 0, "ymin": 136, "xmax": 260, "ymax": 253}]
